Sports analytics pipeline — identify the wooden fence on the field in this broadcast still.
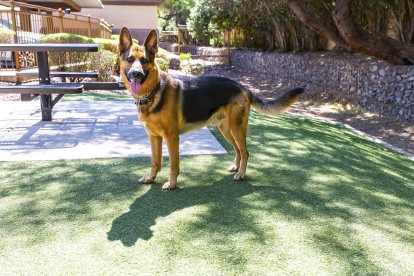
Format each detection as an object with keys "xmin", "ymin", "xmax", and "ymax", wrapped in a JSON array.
[{"xmin": 0, "ymin": 0, "xmax": 112, "ymax": 70}]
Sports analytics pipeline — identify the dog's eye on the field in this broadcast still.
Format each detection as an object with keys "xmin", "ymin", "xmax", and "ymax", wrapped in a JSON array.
[
  {"xmin": 126, "ymin": 56, "xmax": 134, "ymax": 63},
  {"xmin": 140, "ymin": 57, "xmax": 148, "ymax": 64}
]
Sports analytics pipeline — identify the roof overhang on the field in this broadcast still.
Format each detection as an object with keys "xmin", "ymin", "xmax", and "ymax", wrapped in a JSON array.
[
  {"xmin": 101, "ymin": 0, "xmax": 164, "ymax": 6},
  {"xmin": 26, "ymin": 0, "xmax": 104, "ymax": 12}
]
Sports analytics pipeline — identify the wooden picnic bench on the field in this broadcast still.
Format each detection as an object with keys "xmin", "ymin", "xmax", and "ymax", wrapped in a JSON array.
[{"xmin": 0, "ymin": 43, "xmax": 100, "ymax": 121}]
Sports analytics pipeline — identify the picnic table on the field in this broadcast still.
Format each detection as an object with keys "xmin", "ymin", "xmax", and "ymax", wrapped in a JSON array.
[{"xmin": 0, "ymin": 43, "xmax": 99, "ymax": 121}]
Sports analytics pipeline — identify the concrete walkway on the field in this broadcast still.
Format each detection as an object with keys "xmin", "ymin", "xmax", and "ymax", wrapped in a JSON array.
[{"xmin": 0, "ymin": 101, "xmax": 227, "ymax": 161}]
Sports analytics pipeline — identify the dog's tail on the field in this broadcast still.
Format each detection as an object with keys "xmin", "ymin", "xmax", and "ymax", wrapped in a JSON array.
[{"xmin": 250, "ymin": 87, "xmax": 305, "ymax": 115}]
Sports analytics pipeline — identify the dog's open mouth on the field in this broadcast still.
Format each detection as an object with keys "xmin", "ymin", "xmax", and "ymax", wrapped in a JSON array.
[{"xmin": 130, "ymin": 79, "xmax": 142, "ymax": 95}]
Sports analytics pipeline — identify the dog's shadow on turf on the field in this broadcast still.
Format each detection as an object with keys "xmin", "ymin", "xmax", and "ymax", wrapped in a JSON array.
[{"xmin": 107, "ymin": 180, "xmax": 268, "ymax": 246}]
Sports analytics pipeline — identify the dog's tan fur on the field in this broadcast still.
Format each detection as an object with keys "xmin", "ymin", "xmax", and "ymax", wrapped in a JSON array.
[{"xmin": 118, "ymin": 27, "xmax": 304, "ymax": 190}]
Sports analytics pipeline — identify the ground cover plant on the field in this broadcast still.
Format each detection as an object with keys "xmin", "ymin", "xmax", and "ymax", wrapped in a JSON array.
[{"xmin": 0, "ymin": 112, "xmax": 413, "ymax": 274}]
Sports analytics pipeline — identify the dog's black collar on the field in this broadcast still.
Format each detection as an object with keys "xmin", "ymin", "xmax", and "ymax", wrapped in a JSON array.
[
  {"xmin": 134, "ymin": 96, "xmax": 151, "ymax": 106},
  {"xmin": 134, "ymin": 80, "xmax": 165, "ymax": 106}
]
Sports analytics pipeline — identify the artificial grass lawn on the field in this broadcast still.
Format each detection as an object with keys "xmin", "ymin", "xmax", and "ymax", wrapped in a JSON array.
[
  {"xmin": 0, "ymin": 111, "xmax": 413, "ymax": 275},
  {"xmin": 63, "ymin": 91, "xmax": 132, "ymax": 101}
]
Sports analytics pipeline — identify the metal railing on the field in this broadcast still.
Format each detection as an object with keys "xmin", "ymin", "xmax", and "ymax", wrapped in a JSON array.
[{"xmin": 0, "ymin": 0, "xmax": 112, "ymax": 70}]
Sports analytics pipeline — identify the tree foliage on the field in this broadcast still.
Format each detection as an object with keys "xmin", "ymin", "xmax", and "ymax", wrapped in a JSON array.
[
  {"xmin": 288, "ymin": 0, "xmax": 414, "ymax": 64},
  {"xmin": 160, "ymin": 0, "xmax": 414, "ymax": 64},
  {"xmin": 158, "ymin": 0, "xmax": 196, "ymax": 30},
  {"xmin": 188, "ymin": 0, "xmax": 326, "ymax": 51}
]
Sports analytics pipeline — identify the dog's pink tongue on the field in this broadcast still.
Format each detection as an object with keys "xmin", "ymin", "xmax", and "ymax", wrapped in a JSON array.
[{"xmin": 130, "ymin": 79, "xmax": 142, "ymax": 95}]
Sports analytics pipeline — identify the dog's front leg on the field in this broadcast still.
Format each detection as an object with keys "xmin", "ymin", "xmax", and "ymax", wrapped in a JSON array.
[
  {"xmin": 139, "ymin": 134, "xmax": 162, "ymax": 184},
  {"xmin": 163, "ymin": 134, "xmax": 180, "ymax": 190}
]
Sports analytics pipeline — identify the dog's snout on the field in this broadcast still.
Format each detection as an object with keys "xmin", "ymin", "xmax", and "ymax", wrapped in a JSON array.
[{"xmin": 127, "ymin": 69, "xmax": 144, "ymax": 80}]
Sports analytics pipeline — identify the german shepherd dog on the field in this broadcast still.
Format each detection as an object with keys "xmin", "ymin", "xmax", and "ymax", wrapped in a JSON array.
[{"xmin": 118, "ymin": 27, "xmax": 304, "ymax": 190}]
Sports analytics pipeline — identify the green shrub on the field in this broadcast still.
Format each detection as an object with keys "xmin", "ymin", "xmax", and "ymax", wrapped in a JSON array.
[
  {"xmin": 155, "ymin": 57, "xmax": 170, "ymax": 71},
  {"xmin": 190, "ymin": 62, "xmax": 205, "ymax": 76},
  {"xmin": 111, "ymin": 34, "xmax": 139, "ymax": 45},
  {"xmin": 156, "ymin": 48, "xmax": 170, "ymax": 59},
  {"xmin": 0, "ymin": 27, "xmax": 14, "ymax": 43},
  {"xmin": 38, "ymin": 33, "xmax": 95, "ymax": 44},
  {"xmin": 153, "ymin": 48, "xmax": 171, "ymax": 72},
  {"xmin": 177, "ymin": 52, "xmax": 204, "ymax": 75},
  {"xmin": 178, "ymin": 52, "xmax": 192, "ymax": 74},
  {"xmin": 90, "ymin": 37, "xmax": 120, "ymax": 75},
  {"xmin": 92, "ymin": 37, "xmax": 117, "ymax": 53},
  {"xmin": 38, "ymin": 33, "xmax": 119, "ymax": 82},
  {"xmin": 38, "ymin": 33, "xmax": 95, "ymax": 76},
  {"xmin": 89, "ymin": 49, "xmax": 117, "ymax": 82}
]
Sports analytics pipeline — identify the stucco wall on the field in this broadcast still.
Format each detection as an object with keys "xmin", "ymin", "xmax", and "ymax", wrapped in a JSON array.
[{"xmin": 80, "ymin": 5, "xmax": 158, "ymax": 42}]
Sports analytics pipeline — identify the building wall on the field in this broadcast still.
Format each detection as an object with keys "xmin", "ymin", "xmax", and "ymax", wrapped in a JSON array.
[{"xmin": 80, "ymin": 5, "xmax": 158, "ymax": 42}]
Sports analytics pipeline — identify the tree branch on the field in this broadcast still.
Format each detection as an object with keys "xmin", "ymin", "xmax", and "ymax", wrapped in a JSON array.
[
  {"xmin": 159, "ymin": 12, "xmax": 182, "ymax": 21},
  {"xmin": 286, "ymin": 0, "xmax": 349, "ymax": 49},
  {"xmin": 333, "ymin": 0, "xmax": 414, "ymax": 65}
]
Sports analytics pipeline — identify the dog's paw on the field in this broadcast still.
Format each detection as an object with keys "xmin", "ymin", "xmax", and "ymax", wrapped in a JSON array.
[
  {"xmin": 227, "ymin": 164, "xmax": 239, "ymax": 172},
  {"xmin": 233, "ymin": 173, "xmax": 245, "ymax": 181},
  {"xmin": 138, "ymin": 176, "xmax": 155, "ymax": 184},
  {"xmin": 162, "ymin": 181, "xmax": 176, "ymax": 190}
]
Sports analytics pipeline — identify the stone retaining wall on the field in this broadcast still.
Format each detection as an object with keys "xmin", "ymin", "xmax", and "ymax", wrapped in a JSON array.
[
  {"xmin": 160, "ymin": 42, "xmax": 229, "ymax": 64},
  {"xmin": 231, "ymin": 50, "xmax": 414, "ymax": 121}
]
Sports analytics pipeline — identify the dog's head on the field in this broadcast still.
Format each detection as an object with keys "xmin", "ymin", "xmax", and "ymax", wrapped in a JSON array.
[{"xmin": 118, "ymin": 27, "xmax": 160, "ymax": 100}]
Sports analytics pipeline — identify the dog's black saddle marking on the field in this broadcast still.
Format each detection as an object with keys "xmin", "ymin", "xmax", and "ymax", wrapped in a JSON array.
[{"xmin": 175, "ymin": 75, "xmax": 244, "ymax": 123}]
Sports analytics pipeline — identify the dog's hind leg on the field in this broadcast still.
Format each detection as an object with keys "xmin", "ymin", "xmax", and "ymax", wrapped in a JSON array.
[
  {"xmin": 216, "ymin": 118, "xmax": 241, "ymax": 173},
  {"xmin": 230, "ymin": 127, "xmax": 249, "ymax": 181},
  {"xmin": 227, "ymin": 106, "xmax": 250, "ymax": 181},
  {"xmin": 139, "ymin": 134, "xmax": 162, "ymax": 184}
]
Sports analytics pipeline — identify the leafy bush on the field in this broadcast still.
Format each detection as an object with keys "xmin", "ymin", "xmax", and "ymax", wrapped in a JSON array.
[
  {"xmin": 36, "ymin": 33, "xmax": 172, "ymax": 81},
  {"xmin": 179, "ymin": 52, "xmax": 191, "ymax": 65},
  {"xmin": 38, "ymin": 33, "xmax": 95, "ymax": 75},
  {"xmin": 38, "ymin": 33, "xmax": 95, "ymax": 44},
  {"xmin": 0, "ymin": 27, "xmax": 14, "ymax": 43},
  {"xmin": 89, "ymin": 49, "xmax": 117, "ymax": 82},
  {"xmin": 155, "ymin": 57, "xmax": 170, "ymax": 71},
  {"xmin": 111, "ymin": 34, "xmax": 139, "ymax": 45},
  {"xmin": 93, "ymin": 37, "xmax": 117, "ymax": 53},
  {"xmin": 155, "ymin": 48, "xmax": 171, "ymax": 72},
  {"xmin": 178, "ymin": 52, "xmax": 192, "ymax": 75},
  {"xmin": 189, "ymin": 62, "xmax": 205, "ymax": 76},
  {"xmin": 38, "ymin": 33, "xmax": 118, "ymax": 82},
  {"xmin": 178, "ymin": 52, "xmax": 204, "ymax": 75},
  {"xmin": 92, "ymin": 37, "xmax": 120, "ymax": 76}
]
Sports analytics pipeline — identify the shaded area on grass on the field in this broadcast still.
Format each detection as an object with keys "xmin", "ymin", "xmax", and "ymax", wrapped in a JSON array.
[
  {"xmin": 63, "ymin": 91, "xmax": 131, "ymax": 101},
  {"xmin": 0, "ymin": 113, "xmax": 413, "ymax": 274},
  {"xmin": 107, "ymin": 181, "xmax": 272, "ymax": 246}
]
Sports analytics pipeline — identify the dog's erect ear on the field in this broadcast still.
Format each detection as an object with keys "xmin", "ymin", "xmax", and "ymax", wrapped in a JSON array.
[
  {"xmin": 144, "ymin": 29, "xmax": 158, "ymax": 62},
  {"xmin": 119, "ymin": 27, "xmax": 133, "ymax": 54}
]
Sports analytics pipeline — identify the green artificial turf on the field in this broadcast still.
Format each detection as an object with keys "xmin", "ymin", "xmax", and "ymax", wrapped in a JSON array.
[
  {"xmin": 63, "ymin": 91, "xmax": 132, "ymax": 101},
  {"xmin": 0, "ymin": 112, "xmax": 413, "ymax": 275}
]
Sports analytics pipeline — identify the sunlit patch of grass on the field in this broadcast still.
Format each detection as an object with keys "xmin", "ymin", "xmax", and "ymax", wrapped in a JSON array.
[{"xmin": 0, "ymin": 112, "xmax": 413, "ymax": 274}]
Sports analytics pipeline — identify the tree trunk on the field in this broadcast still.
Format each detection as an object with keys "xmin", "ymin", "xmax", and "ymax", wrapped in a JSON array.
[
  {"xmin": 286, "ymin": 0, "xmax": 414, "ymax": 65},
  {"xmin": 333, "ymin": 0, "xmax": 414, "ymax": 65},
  {"xmin": 287, "ymin": 1, "xmax": 348, "ymax": 49}
]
